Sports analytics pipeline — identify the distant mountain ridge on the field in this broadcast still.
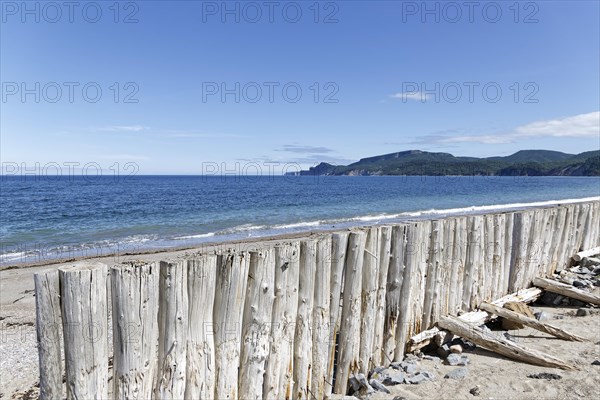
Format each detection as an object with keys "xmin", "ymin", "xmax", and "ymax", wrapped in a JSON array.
[{"xmin": 289, "ymin": 149, "xmax": 600, "ymax": 176}]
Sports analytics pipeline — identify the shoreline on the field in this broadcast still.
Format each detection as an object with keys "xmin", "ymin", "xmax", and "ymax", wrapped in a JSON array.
[{"xmin": 2, "ymin": 196, "xmax": 598, "ymax": 271}]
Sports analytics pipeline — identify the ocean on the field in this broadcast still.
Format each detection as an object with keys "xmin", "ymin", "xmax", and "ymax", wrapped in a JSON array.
[{"xmin": 1, "ymin": 175, "xmax": 599, "ymax": 266}]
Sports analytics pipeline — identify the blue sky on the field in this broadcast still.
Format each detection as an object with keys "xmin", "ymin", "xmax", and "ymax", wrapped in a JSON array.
[{"xmin": 1, "ymin": 0, "xmax": 599, "ymax": 174}]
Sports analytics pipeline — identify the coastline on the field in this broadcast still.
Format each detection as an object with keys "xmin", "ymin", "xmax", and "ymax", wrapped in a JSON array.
[{"xmin": 2, "ymin": 196, "xmax": 598, "ymax": 271}]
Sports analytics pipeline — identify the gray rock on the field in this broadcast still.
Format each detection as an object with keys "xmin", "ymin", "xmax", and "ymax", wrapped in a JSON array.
[
  {"xmin": 527, "ymin": 372, "xmax": 561, "ymax": 380},
  {"xmin": 581, "ymin": 257, "xmax": 600, "ymax": 269},
  {"xmin": 469, "ymin": 386, "xmax": 481, "ymax": 396},
  {"xmin": 369, "ymin": 379, "xmax": 390, "ymax": 393},
  {"xmin": 572, "ymin": 300, "xmax": 586, "ymax": 307},
  {"xmin": 534, "ymin": 311, "xmax": 552, "ymax": 321},
  {"xmin": 573, "ymin": 280, "xmax": 588, "ymax": 288},
  {"xmin": 407, "ymin": 372, "xmax": 429, "ymax": 384},
  {"xmin": 591, "ymin": 360, "xmax": 600, "ymax": 366},
  {"xmin": 421, "ymin": 370, "xmax": 436, "ymax": 381},
  {"xmin": 422, "ymin": 355, "xmax": 441, "ymax": 362},
  {"xmin": 540, "ymin": 292, "xmax": 559, "ymax": 305},
  {"xmin": 444, "ymin": 367, "xmax": 468, "ymax": 380},
  {"xmin": 576, "ymin": 308, "xmax": 591, "ymax": 316},
  {"xmin": 349, "ymin": 373, "xmax": 371, "ymax": 393},
  {"xmin": 400, "ymin": 361, "xmax": 417, "ymax": 374},
  {"xmin": 446, "ymin": 353, "xmax": 470, "ymax": 366},
  {"xmin": 503, "ymin": 332, "xmax": 515, "ymax": 341},
  {"xmin": 382, "ymin": 370, "xmax": 405, "ymax": 385},
  {"xmin": 593, "ymin": 267, "xmax": 600, "ymax": 276},
  {"xmin": 392, "ymin": 397, "xmax": 408, "ymax": 400},
  {"xmin": 389, "ymin": 361, "xmax": 403, "ymax": 370}
]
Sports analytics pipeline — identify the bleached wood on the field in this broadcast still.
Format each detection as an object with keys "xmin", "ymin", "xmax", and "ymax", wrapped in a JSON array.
[
  {"xmin": 185, "ymin": 256, "xmax": 218, "ymax": 400},
  {"xmin": 481, "ymin": 214, "xmax": 493, "ymax": 302},
  {"xmin": 34, "ymin": 270, "xmax": 63, "ymax": 400},
  {"xmin": 214, "ymin": 252, "xmax": 250, "ymax": 400},
  {"xmin": 393, "ymin": 224, "xmax": 414, "ymax": 361},
  {"xmin": 359, "ymin": 228, "xmax": 379, "ymax": 374},
  {"xmin": 509, "ymin": 212, "xmax": 527, "ymax": 291},
  {"xmin": 263, "ymin": 245, "xmax": 291, "ymax": 400},
  {"xmin": 438, "ymin": 315, "xmax": 577, "ymax": 370},
  {"xmin": 60, "ymin": 262, "xmax": 109, "ymax": 400},
  {"xmin": 408, "ymin": 287, "xmax": 542, "ymax": 350},
  {"xmin": 463, "ymin": 216, "xmax": 482, "ymax": 311},
  {"xmin": 573, "ymin": 246, "xmax": 600, "ymax": 262},
  {"xmin": 523, "ymin": 210, "xmax": 542, "ymax": 287},
  {"xmin": 447, "ymin": 219, "xmax": 459, "ymax": 316},
  {"xmin": 491, "ymin": 214, "xmax": 505, "ymax": 300},
  {"xmin": 239, "ymin": 249, "xmax": 275, "ymax": 400},
  {"xmin": 455, "ymin": 217, "xmax": 468, "ymax": 314},
  {"xmin": 557, "ymin": 205, "xmax": 575, "ymax": 271},
  {"xmin": 412, "ymin": 221, "xmax": 431, "ymax": 333},
  {"xmin": 548, "ymin": 208, "xmax": 566, "ymax": 275},
  {"xmin": 311, "ymin": 235, "xmax": 332, "ymax": 399},
  {"xmin": 324, "ymin": 233, "xmax": 348, "ymax": 398},
  {"xmin": 293, "ymin": 240, "xmax": 317, "ymax": 399},
  {"xmin": 156, "ymin": 261, "xmax": 188, "ymax": 400},
  {"xmin": 502, "ymin": 213, "xmax": 514, "ymax": 295},
  {"xmin": 111, "ymin": 262, "xmax": 160, "ymax": 400},
  {"xmin": 533, "ymin": 277, "xmax": 600, "ymax": 306},
  {"xmin": 334, "ymin": 231, "xmax": 366, "ymax": 395},
  {"xmin": 422, "ymin": 221, "xmax": 440, "ymax": 329},
  {"xmin": 479, "ymin": 302, "xmax": 587, "ymax": 342},
  {"xmin": 383, "ymin": 225, "xmax": 406, "ymax": 362},
  {"xmin": 372, "ymin": 226, "xmax": 391, "ymax": 366}
]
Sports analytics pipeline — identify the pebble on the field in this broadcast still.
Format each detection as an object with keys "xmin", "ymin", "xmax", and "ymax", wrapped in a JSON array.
[
  {"xmin": 576, "ymin": 308, "xmax": 591, "ymax": 316},
  {"xmin": 369, "ymin": 379, "xmax": 390, "ymax": 394},
  {"xmin": 527, "ymin": 372, "xmax": 562, "ymax": 380},
  {"xmin": 382, "ymin": 370, "xmax": 405, "ymax": 386},
  {"xmin": 422, "ymin": 355, "xmax": 441, "ymax": 362},
  {"xmin": 534, "ymin": 311, "xmax": 552, "ymax": 321},
  {"xmin": 469, "ymin": 386, "xmax": 481, "ymax": 396},
  {"xmin": 400, "ymin": 361, "xmax": 417, "ymax": 374},
  {"xmin": 444, "ymin": 367, "xmax": 468, "ymax": 380},
  {"xmin": 421, "ymin": 370, "xmax": 436, "ymax": 381},
  {"xmin": 446, "ymin": 353, "xmax": 470, "ymax": 366},
  {"xmin": 592, "ymin": 360, "xmax": 600, "ymax": 366},
  {"xmin": 503, "ymin": 332, "xmax": 515, "ymax": 341},
  {"xmin": 573, "ymin": 280, "xmax": 588, "ymax": 288},
  {"xmin": 581, "ymin": 257, "xmax": 600, "ymax": 269},
  {"xmin": 407, "ymin": 372, "xmax": 429, "ymax": 384},
  {"xmin": 449, "ymin": 344, "xmax": 463, "ymax": 354}
]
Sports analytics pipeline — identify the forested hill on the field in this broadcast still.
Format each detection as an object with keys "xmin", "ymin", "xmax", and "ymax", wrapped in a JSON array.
[{"xmin": 290, "ymin": 149, "xmax": 600, "ymax": 176}]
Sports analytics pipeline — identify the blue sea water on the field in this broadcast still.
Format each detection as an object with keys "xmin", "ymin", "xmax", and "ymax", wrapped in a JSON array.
[{"xmin": 1, "ymin": 175, "xmax": 599, "ymax": 265}]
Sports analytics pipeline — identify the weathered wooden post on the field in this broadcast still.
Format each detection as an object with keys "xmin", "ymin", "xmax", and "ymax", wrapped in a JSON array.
[
  {"xmin": 34, "ymin": 270, "xmax": 63, "ymax": 400},
  {"xmin": 293, "ymin": 240, "xmax": 317, "ymax": 399},
  {"xmin": 394, "ymin": 224, "xmax": 415, "ymax": 361},
  {"xmin": 325, "ymin": 233, "xmax": 348, "ymax": 398},
  {"xmin": 311, "ymin": 235, "xmax": 333, "ymax": 399},
  {"xmin": 111, "ymin": 262, "xmax": 160, "ymax": 400},
  {"xmin": 372, "ymin": 226, "xmax": 391, "ymax": 366},
  {"xmin": 239, "ymin": 249, "xmax": 275, "ymax": 400},
  {"xmin": 60, "ymin": 262, "xmax": 109, "ymax": 400},
  {"xmin": 156, "ymin": 261, "xmax": 188, "ymax": 399},
  {"xmin": 383, "ymin": 225, "xmax": 405, "ymax": 362},
  {"xmin": 214, "ymin": 252, "xmax": 250, "ymax": 400},
  {"xmin": 185, "ymin": 255, "xmax": 218, "ymax": 400},
  {"xmin": 334, "ymin": 231, "xmax": 366, "ymax": 394},
  {"xmin": 359, "ymin": 227, "xmax": 379, "ymax": 374},
  {"xmin": 263, "ymin": 242, "xmax": 300, "ymax": 400}
]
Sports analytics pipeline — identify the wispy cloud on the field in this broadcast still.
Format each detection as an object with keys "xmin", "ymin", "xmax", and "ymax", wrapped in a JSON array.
[
  {"xmin": 414, "ymin": 111, "xmax": 600, "ymax": 145},
  {"xmin": 159, "ymin": 130, "xmax": 243, "ymax": 139},
  {"xmin": 389, "ymin": 92, "xmax": 431, "ymax": 102},
  {"xmin": 95, "ymin": 125, "xmax": 149, "ymax": 132},
  {"xmin": 277, "ymin": 144, "xmax": 334, "ymax": 154}
]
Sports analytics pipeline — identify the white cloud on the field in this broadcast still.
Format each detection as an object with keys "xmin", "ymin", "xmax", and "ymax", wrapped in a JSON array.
[
  {"xmin": 95, "ymin": 125, "xmax": 149, "ymax": 132},
  {"xmin": 417, "ymin": 111, "xmax": 599, "ymax": 145},
  {"xmin": 389, "ymin": 92, "xmax": 431, "ymax": 102}
]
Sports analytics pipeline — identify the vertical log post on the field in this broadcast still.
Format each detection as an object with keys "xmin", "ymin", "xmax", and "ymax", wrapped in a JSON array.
[
  {"xmin": 311, "ymin": 235, "xmax": 333, "ymax": 399},
  {"xmin": 334, "ymin": 231, "xmax": 366, "ymax": 395},
  {"xmin": 359, "ymin": 228, "xmax": 379, "ymax": 374},
  {"xmin": 372, "ymin": 226, "xmax": 392, "ymax": 366},
  {"xmin": 111, "ymin": 262, "xmax": 160, "ymax": 400},
  {"xmin": 60, "ymin": 262, "xmax": 109, "ymax": 400},
  {"xmin": 239, "ymin": 249, "xmax": 275, "ymax": 400},
  {"xmin": 214, "ymin": 252, "xmax": 250, "ymax": 400},
  {"xmin": 156, "ymin": 261, "xmax": 188, "ymax": 400},
  {"xmin": 185, "ymin": 256, "xmax": 218, "ymax": 400},
  {"xmin": 34, "ymin": 270, "xmax": 63, "ymax": 400},
  {"xmin": 293, "ymin": 240, "xmax": 317, "ymax": 399}
]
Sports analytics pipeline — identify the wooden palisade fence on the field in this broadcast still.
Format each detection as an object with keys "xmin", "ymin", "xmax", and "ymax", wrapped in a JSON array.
[{"xmin": 34, "ymin": 200, "xmax": 600, "ymax": 399}]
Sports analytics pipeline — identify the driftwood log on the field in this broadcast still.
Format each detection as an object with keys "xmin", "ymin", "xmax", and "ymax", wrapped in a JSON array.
[{"xmin": 533, "ymin": 277, "xmax": 600, "ymax": 306}]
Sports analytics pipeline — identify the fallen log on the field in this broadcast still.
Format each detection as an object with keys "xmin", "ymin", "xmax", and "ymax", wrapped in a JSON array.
[
  {"xmin": 408, "ymin": 287, "xmax": 542, "ymax": 351},
  {"xmin": 533, "ymin": 277, "xmax": 600, "ymax": 306},
  {"xmin": 479, "ymin": 302, "xmax": 588, "ymax": 342},
  {"xmin": 573, "ymin": 246, "xmax": 600, "ymax": 262},
  {"xmin": 438, "ymin": 315, "xmax": 577, "ymax": 370}
]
